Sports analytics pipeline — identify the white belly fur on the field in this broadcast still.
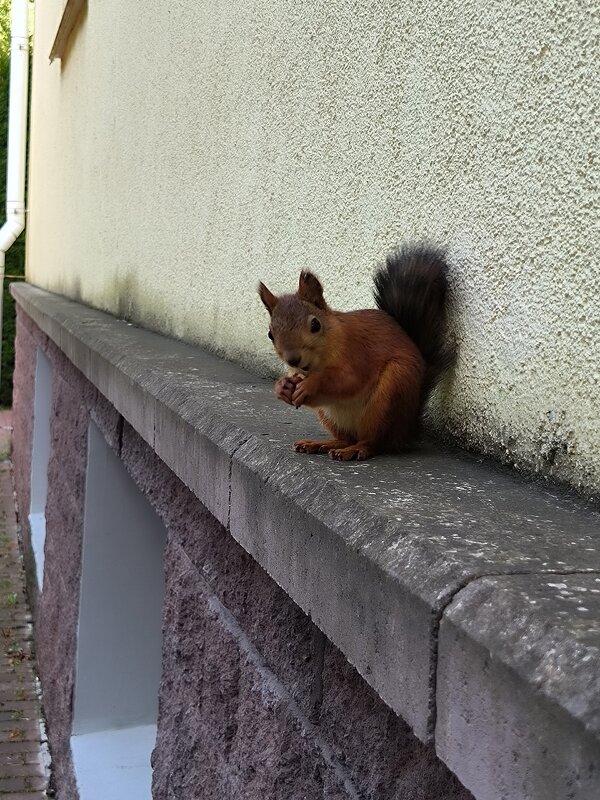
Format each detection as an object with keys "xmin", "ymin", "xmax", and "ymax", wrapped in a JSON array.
[{"xmin": 319, "ymin": 388, "xmax": 371, "ymax": 437}]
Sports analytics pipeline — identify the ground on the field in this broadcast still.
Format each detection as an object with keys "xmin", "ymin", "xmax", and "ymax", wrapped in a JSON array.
[{"xmin": 0, "ymin": 410, "xmax": 49, "ymax": 798}]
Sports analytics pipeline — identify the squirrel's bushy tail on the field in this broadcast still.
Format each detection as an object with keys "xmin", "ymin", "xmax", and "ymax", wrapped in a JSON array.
[{"xmin": 373, "ymin": 243, "xmax": 453, "ymax": 396}]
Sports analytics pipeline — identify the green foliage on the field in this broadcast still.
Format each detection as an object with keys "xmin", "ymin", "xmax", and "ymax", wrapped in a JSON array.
[
  {"xmin": 0, "ymin": 0, "xmax": 27, "ymax": 406},
  {"xmin": 0, "ymin": 2, "xmax": 9, "ymax": 58}
]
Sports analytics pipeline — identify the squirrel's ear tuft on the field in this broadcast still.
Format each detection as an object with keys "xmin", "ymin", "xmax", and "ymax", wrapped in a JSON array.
[
  {"xmin": 298, "ymin": 271, "xmax": 328, "ymax": 310},
  {"xmin": 258, "ymin": 282, "xmax": 278, "ymax": 315}
]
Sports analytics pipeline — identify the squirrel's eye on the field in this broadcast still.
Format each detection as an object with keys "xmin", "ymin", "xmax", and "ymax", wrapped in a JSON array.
[
  {"xmin": 310, "ymin": 317, "xmax": 321, "ymax": 333},
  {"xmin": 268, "ymin": 330, "xmax": 274, "ymax": 341}
]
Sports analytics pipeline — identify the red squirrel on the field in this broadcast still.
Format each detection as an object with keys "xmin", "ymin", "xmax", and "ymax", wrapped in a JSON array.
[{"xmin": 258, "ymin": 244, "xmax": 451, "ymax": 461}]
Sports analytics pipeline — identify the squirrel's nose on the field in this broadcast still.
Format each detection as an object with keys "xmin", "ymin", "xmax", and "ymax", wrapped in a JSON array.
[{"xmin": 286, "ymin": 354, "xmax": 301, "ymax": 368}]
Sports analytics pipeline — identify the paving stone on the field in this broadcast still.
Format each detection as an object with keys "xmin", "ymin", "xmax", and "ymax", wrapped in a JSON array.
[
  {"xmin": 0, "ymin": 739, "xmax": 42, "ymax": 753},
  {"xmin": 0, "ymin": 793, "xmax": 48, "ymax": 800},
  {"xmin": 0, "ymin": 774, "xmax": 47, "ymax": 791},
  {"xmin": 0, "ymin": 449, "xmax": 48, "ymax": 794},
  {"xmin": 0, "ymin": 688, "xmax": 37, "ymax": 702},
  {"xmin": 0, "ymin": 726, "xmax": 41, "ymax": 743},
  {"xmin": 0, "ymin": 751, "xmax": 42, "ymax": 766},
  {"xmin": 0, "ymin": 760, "xmax": 45, "ymax": 776}
]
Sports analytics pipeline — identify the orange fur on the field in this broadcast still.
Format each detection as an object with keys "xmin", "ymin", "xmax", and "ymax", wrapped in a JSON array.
[{"xmin": 292, "ymin": 311, "xmax": 424, "ymax": 459}]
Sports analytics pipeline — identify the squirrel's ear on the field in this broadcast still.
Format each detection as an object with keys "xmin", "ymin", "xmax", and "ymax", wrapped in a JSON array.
[
  {"xmin": 258, "ymin": 282, "xmax": 278, "ymax": 315},
  {"xmin": 298, "ymin": 271, "xmax": 328, "ymax": 310}
]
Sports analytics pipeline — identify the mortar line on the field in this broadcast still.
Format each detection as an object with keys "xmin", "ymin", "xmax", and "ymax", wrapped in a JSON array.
[{"xmin": 226, "ymin": 436, "xmax": 251, "ymax": 531}]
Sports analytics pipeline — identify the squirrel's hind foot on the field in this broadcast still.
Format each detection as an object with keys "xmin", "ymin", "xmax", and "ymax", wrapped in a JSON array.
[
  {"xmin": 294, "ymin": 438, "xmax": 351, "ymax": 455},
  {"xmin": 328, "ymin": 443, "xmax": 372, "ymax": 461}
]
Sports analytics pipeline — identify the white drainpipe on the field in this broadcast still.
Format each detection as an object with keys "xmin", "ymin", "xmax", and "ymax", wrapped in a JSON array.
[{"xmin": 0, "ymin": 0, "xmax": 29, "ymax": 382}]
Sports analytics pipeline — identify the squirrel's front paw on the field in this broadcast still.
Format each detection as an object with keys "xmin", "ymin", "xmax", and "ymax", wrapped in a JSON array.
[
  {"xmin": 275, "ymin": 375, "xmax": 301, "ymax": 406},
  {"xmin": 292, "ymin": 380, "xmax": 310, "ymax": 408}
]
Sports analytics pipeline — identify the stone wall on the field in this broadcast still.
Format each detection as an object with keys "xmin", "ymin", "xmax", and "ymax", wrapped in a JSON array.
[{"xmin": 12, "ymin": 306, "xmax": 472, "ymax": 798}]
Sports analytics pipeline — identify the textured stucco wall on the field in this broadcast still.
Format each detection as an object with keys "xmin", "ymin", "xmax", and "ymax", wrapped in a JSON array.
[{"xmin": 26, "ymin": 0, "xmax": 599, "ymax": 494}]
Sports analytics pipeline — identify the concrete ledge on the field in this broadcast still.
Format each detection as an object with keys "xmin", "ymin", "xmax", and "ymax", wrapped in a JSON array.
[
  {"xmin": 437, "ymin": 574, "xmax": 600, "ymax": 799},
  {"xmin": 12, "ymin": 283, "xmax": 600, "ymax": 797}
]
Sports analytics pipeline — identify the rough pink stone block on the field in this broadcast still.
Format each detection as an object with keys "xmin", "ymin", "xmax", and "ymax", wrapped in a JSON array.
[{"xmin": 152, "ymin": 538, "xmax": 360, "ymax": 800}]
